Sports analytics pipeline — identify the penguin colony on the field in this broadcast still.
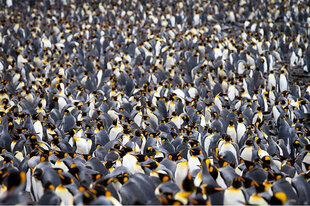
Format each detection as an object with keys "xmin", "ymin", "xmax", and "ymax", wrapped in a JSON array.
[{"xmin": 0, "ymin": 0, "xmax": 310, "ymax": 205}]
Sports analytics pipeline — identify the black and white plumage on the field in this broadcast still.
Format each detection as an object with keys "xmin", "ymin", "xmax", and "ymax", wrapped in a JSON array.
[{"xmin": 0, "ymin": 0, "xmax": 309, "ymax": 205}]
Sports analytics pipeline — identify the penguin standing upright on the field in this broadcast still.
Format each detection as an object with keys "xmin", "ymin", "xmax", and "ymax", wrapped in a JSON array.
[
  {"xmin": 30, "ymin": 168, "xmax": 44, "ymax": 202},
  {"xmin": 226, "ymin": 120, "xmax": 237, "ymax": 143},
  {"xmin": 240, "ymin": 139, "xmax": 257, "ymax": 162},
  {"xmin": 223, "ymin": 177, "xmax": 246, "ymax": 205},
  {"xmin": 188, "ymin": 148, "xmax": 202, "ymax": 174},
  {"xmin": 218, "ymin": 134, "xmax": 239, "ymax": 164},
  {"xmin": 71, "ymin": 129, "xmax": 92, "ymax": 155},
  {"xmin": 279, "ymin": 67, "xmax": 288, "ymax": 93},
  {"xmin": 55, "ymin": 184, "xmax": 74, "ymax": 206},
  {"xmin": 122, "ymin": 153, "xmax": 145, "ymax": 174},
  {"xmin": 38, "ymin": 182, "xmax": 61, "ymax": 205},
  {"xmin": 175, "ymin": 160, "xmax": 189, "ymax": 189},
  {"xmin": 248, "ymin": 182, "xmax": 268, "ymax": 205},
  {"xmin": 109, "ymin": 120, "xmax": 123, "ymax": 141},
  {"xmin": 268, "ymin": 70, "xmax": 277, "ymax": 90},
  {"xmin": 236, "ymin": 117, "xmax": 247, "ymax": 143},
  {"xmin": 33, "ymin": 115, "xmax": 43, "ymax": 141}
]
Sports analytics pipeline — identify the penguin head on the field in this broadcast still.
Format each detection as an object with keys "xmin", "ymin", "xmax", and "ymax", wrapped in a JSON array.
[
  {"xmin": 261, "ymin": 155, "xmax": 271, "ymax": 165},
  {"xmin": 255, "ymin": 136, "xmax": 262, "ymax": 145},
  {"xmin": 69, "ymin": 164, "xmax": 80, "ymax": 180},
  {"xmin": 157, "ymin": 193, "xmax": 176, "ymax": 205},
  {"xmin": 237, "ymin": 117, "xmax": 245, "ymax": 123},
  {"xmin": 188, "ymin": 139, "xmax": 200, "ymax": 148},
  {"xmin": 293, "ymin": 140, "xmax": 300, "ymax": 150},
  {"xmin": 57, "ymin": 170, "xmax": 74, "ymax": 185},
  {"xmin": 251, "ymin": 181, "xmax": 266, "ymax": 193},
  {"xmin": 142, "ymin": 159, "xmax": 159, "ymax": 170},
  {"xmin": 40, "ymin": 153, "xmax": 49, "ymax": 163},
  {"xmin": 201, "ymin": 184, "xmax": 223, "ymax": 195},
  {"xmin": 274, "ymin": 173, "xmax": 284, "ymax": 181},
  {"xmin": 82, "ymin": 189, "xmax": 97, "ymax": 205},
  {"xmin": 33, "ymin": 168, "xmax": 44, "ymax": 180},
  {"xmin": 43, "ymin": 181, "xmax": 55, "ymax": 191},
  {"xmin": 2, "ymin": 155, "xmax": 14, "ymax": 165},
  {"xmin": 133, "ymin": 154, "xmax": 148, "ymax": 163},
  {"xmin": 114, "ymin": 172, "xmax": 130, "ymax": 184},
  {"xmin": 304, "ymin": 144, "xmax": 310, "ymax": 151},
  {"xmin": 168, "ymin": 151, "xmax": 183, "ymax": 161},
  {"xmin": 245, "ymin": 139, "xmax": 253, "ymax": 146},
  {"xmin": 269, "ymin": 192, "xmax": 287, "ymax": 205},
  {"xmin": 7, "ymin": 171, "xmax": 26, "ymax": 193},
  {"xmin": 189, "ymin": 147, "xmax": 202, "ymax": 156},
  {"xmin": 157, "ymin": 170, "xmax": 172, "ymax": 183},
  {"xmin": 231, "ymin": 176, "xmax": 245, "ymax": 189},
  {"xmin": 145, "ymin": 146, "xmax": 156, "ymax": 157},
  {"xmin": 208, "ymin": 165, "xmax": 219, "ymax": 180},
  {"xmin": 181, "ymin": 172, "xmax": 195, "ymax": 192},
  {"xmin": 223, "ymin": 134, "xmax": 232, "ymax": 142},
  {"xmin": 228, "ymin": 119, "xmax": 234, "ymax": 126},
  {"xmin": 28, "ymin": 134, "xmax": 38, "ymax": 144},
  {"xmin": 244, "ymin": 160, "xmax": 256, "ymax": 171}
]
